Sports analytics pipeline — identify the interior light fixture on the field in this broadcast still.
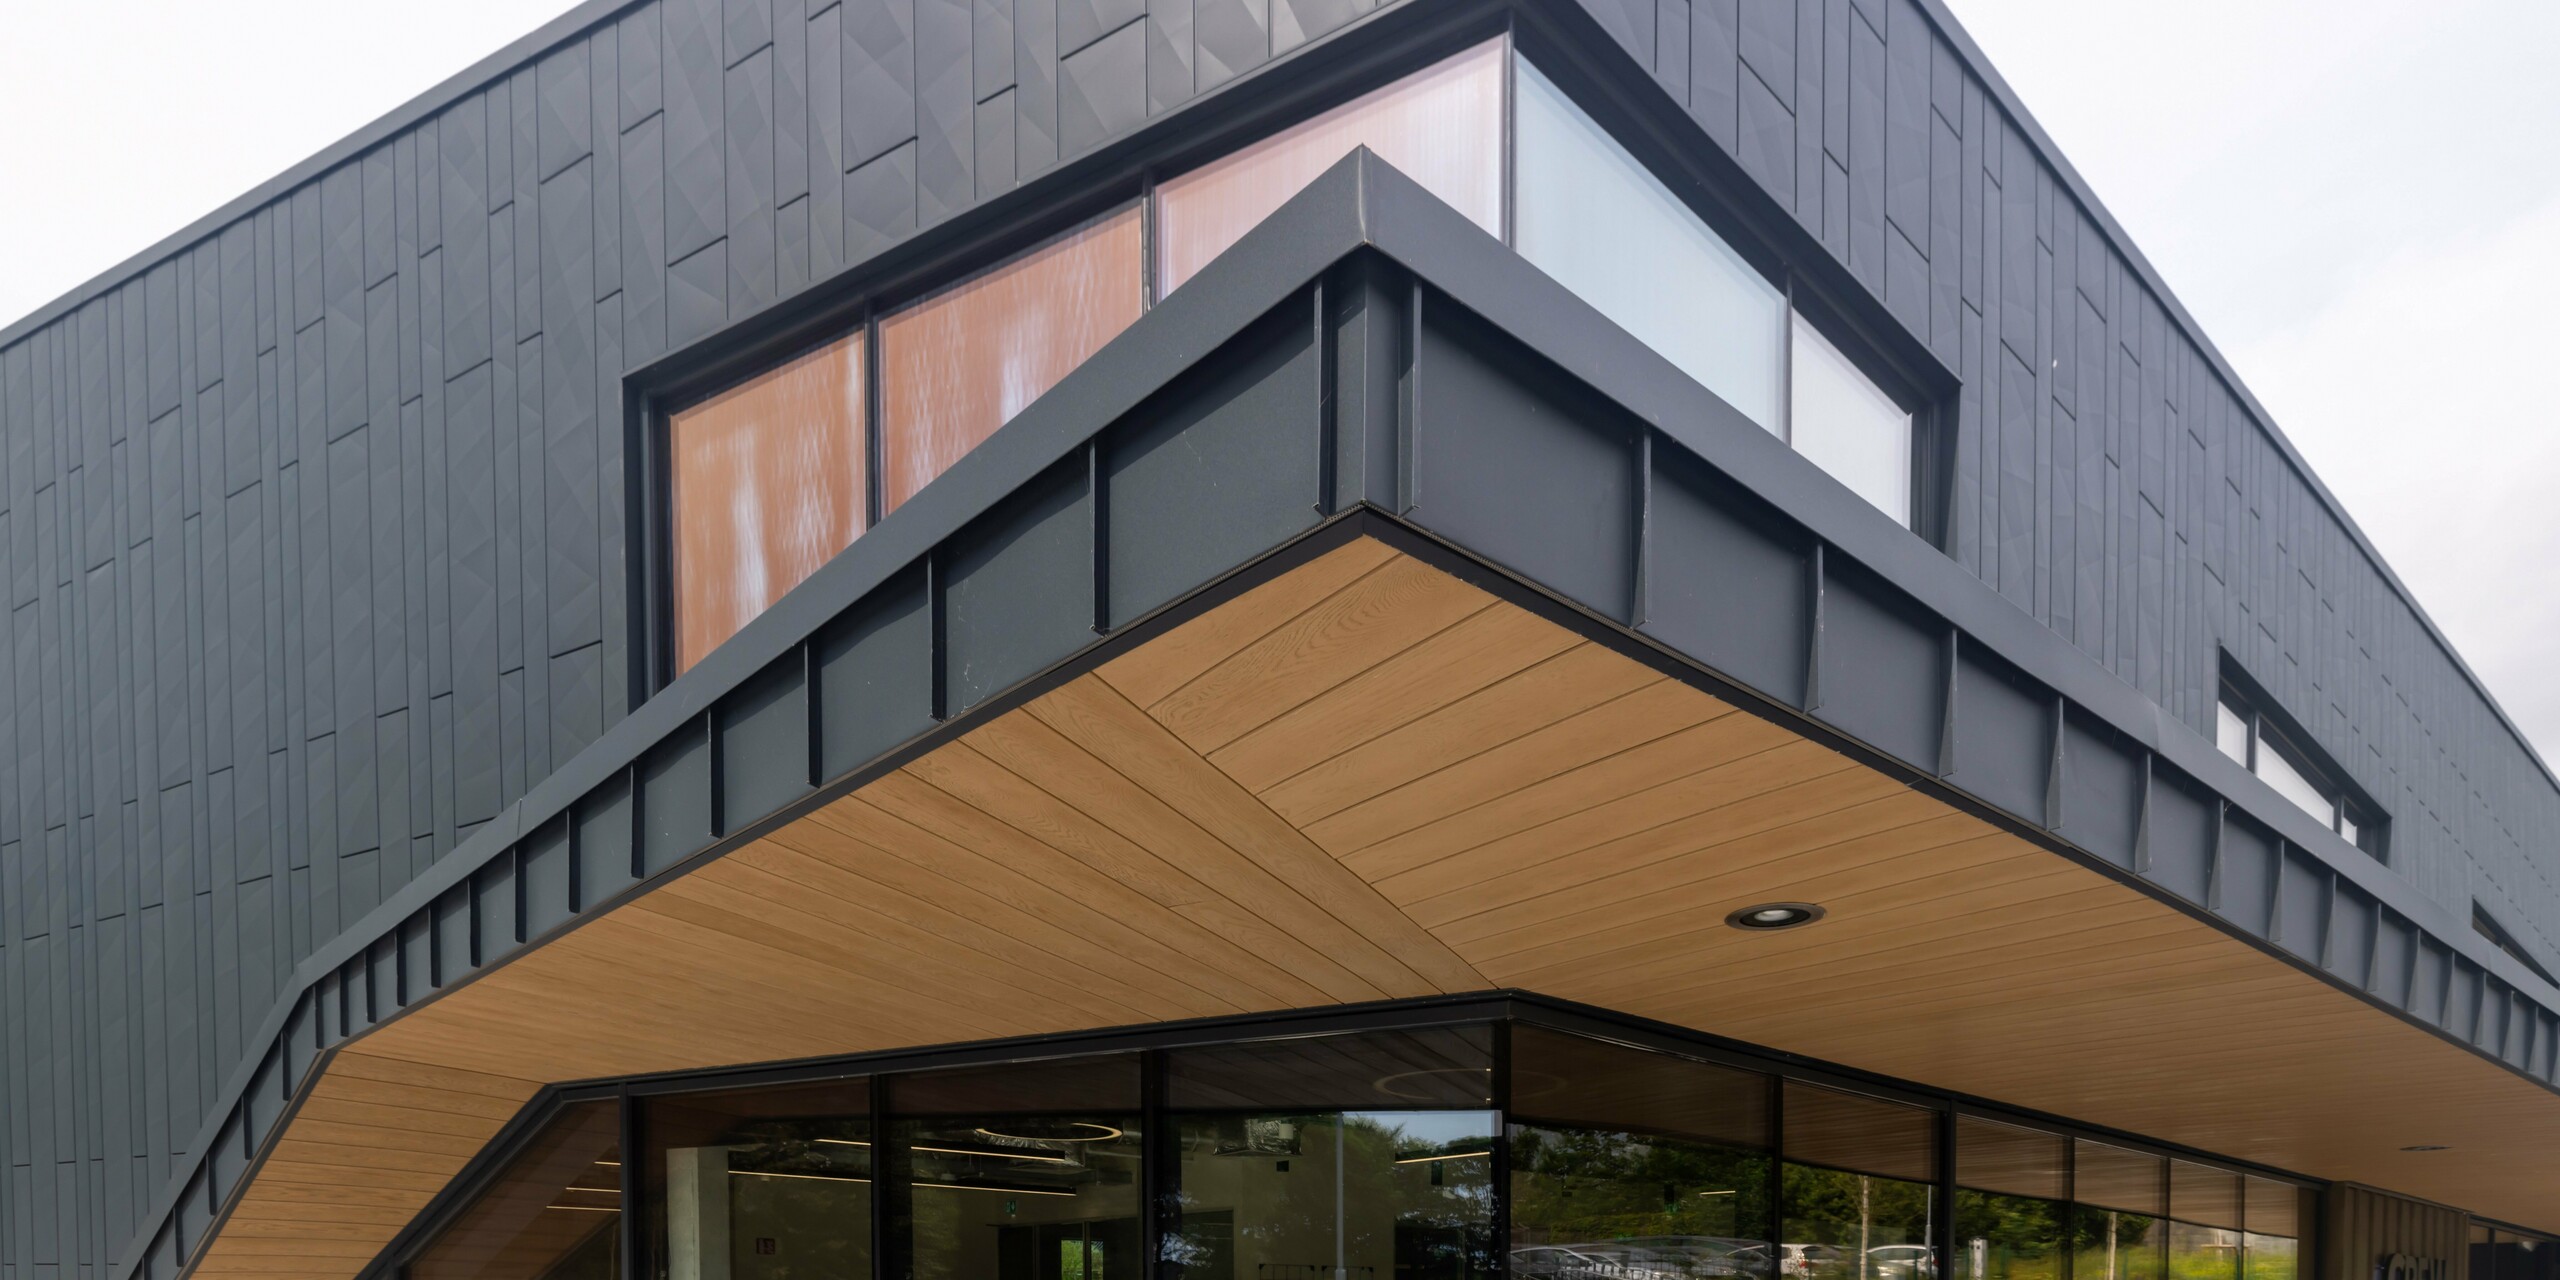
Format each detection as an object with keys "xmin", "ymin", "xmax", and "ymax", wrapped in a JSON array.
[
  {"xmin": 546, "ymin": 1204, "xmax": 624, "ymax": 1212},
  {"xmin": 2399, "ymin": 1144, "xmax": 2450, "ymax": 1153},
  {"xmin": 1392, "ymin": 1150, "xmax": 1492, "ymax": 1165},
  {"xmin": 731, "ymin": 1169, "xmax": 875, "ymax": 1184},
  {"xmin": 1725, "ymin": 902, "xmax": 1825, "ymax": 931},
  {"xmin": 912, "ymin": 1141, "xmax": 1073, "ymax": 1164},
  {"xmin": 974, "ymin": 1122, "xmax": 1126, "ymax": 1143},
  {"xmin": 1373, "ymin": 1066, "xmax": 1497, "ymax": 1102}
]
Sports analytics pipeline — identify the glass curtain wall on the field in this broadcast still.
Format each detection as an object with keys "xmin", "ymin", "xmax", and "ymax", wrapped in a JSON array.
[
  {"xmin": 404, "ymin": 1019, "xmax": 2316, "ymax": 1280},
  {"xmin": 1507, "ymin": 1027, "xmax": 1772, "ymax": 1280},
  {"xmin": 1165, "ymin": 1028, "xmax": 1499, "ymax": 1280}
]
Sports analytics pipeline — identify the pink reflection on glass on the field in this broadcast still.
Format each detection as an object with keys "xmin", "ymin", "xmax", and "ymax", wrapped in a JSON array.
[{"xmin": 1152, "ymin": 37, "xmax": 1506, "ymax": 296}]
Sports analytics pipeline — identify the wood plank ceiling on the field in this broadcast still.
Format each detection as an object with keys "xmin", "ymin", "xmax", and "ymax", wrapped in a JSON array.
[{"xmin": 188, "ymin": 537, "xmax": 2560, "ymax": 1277}]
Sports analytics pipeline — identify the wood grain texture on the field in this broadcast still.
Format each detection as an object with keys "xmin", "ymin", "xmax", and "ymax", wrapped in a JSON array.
[{"xmin": 185, "ymin": 541, "xmax": 2560, "ymax": 1278}]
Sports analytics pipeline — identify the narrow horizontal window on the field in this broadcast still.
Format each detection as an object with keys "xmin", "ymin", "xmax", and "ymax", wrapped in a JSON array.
[
  {"xmin": 1152, "ymin": 38, "xmax": 1506, "ymax": 298},
  {"xmin": 1789, "ymin": 313, "xmax": 1913, "ymax": 525},
  {"xmin": 1514, "ymin": 55, "xmax": 1786, "ymax": 432},
  {"xmin": 670, "ymin": 333, "xmax": 868, "ymax": 675},
  {"xmin": 879, "ymin": 205, "xmax": 1145, "ymax": 514},
  {"xmin": 2216, "ymin": 677, "xmax": 2383, "ymax": 857}
]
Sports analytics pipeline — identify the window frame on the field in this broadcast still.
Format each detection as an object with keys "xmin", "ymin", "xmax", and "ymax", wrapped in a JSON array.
[
  {"xmin": 635, "ymin": 5, "xmax": 1967, "ymax": 695},
  {"xmin": 365, "ymin": 995, "xmax": 2320, "ymax": 1280},
  {"xmin": 2214, "ymin": 664, "xmax": 2387, "ymax": 859}
]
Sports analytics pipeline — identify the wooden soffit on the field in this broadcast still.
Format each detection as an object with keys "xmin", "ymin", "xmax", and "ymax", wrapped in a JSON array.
[{"xmin": 189, "ymin": 536, "xmax": 2560, "ymax": 1277}]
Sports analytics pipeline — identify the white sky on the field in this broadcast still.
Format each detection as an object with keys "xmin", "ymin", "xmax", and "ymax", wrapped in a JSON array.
[{"xmin": 3, "ymin": 0, "xmax": 2555, "ymax": 758}]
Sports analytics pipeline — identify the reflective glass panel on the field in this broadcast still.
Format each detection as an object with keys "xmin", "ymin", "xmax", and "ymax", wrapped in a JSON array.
[
  {"xmin": 414, "ymin": 1099, "xmax": 623, "ymax": 1280},
  {"xmin": 2168, "ymin": 1162, "xmax": 2240, "ymax": 1232},
  {"xmin": 670, "ymin": 333, "xmax": 867, "ymax": 674},
  {"xmin": 2069, "ymin": 1207, "xmax": 2165, "ymax": 1280},
  {"xmin": 879, "ymin": 206, "xmax": 1144, "ymax": 513},
  {"xmin": 1152, "ymin": 39, "xmax": 1505, "ymax": 296},
  {"xmin": 1788, "ymin": 314, "xmax": 1912, "ymax": 525},
  {"xmin": 1955, "ymin": 1117, "xmax": 2065, "ymax": 1201},
  {"xmin": 1168, "ymin": 1028, "xmax": 1497, "ymax": 1280},
  {"xmin": 1514, "ymin": 58, "xmax": 1785, "ymax": 432},
  {"xmin": 2240, "ymin": 1235, "xmax": 2296, "ymax": 1280},
  {"xmin": 2475, "ymin": 1226, "xmax": 2499, "ymax": 1280},
  {"xmin": 2072, "ymin": 1142, "xmax": 2163, "ymax": 1217},
  {"xmin": 643, "ymin": 1078, "xmax": 873, "ymax": 1280},
  {"xmin": 889, "ymin": 1057, "xmax": 1144, "ymax": 1280},
  {"xmin": 2167, "ymin": 1222, "xmax": 2239, "ymax": 1280},
  {"xmin": 1509, "ymin": 1029, "xmax": 1772, "ymax": 1280},
  {"xmin": 2214, "ymin": 702, "xmax": 2250, "ymax": 766},
  {"xmin": 1957, "ymin": 1192, "xmax": 2062, "ymax": 1280},
  {"xmin": 1779, "ymin": 1085, "xmax": 1938, "ymax": 1280},
  {"xmin": 2249, "ymin": 732, "xmax": 2334, "ymax": 828}
]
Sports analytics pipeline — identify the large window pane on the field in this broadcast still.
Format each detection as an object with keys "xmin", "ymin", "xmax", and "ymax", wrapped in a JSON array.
[
  {"xmin": 414, "ymin": 1099, "xmax": 623, "ymax": 1280},
  {"xmin": 1779, "ymin": 1085, "xmax": 1938, "ymax": 1280},
  {"xmin": 1509, "ymin": 1028, "xmax": 1772, "ymax": 1280},
  {"xmin": 1168, "ymin": 1028, "xmax": 1497, "ymax": 1280},
  {"xmin": 1788, "ymin": 314, "xmax": 1912, "ymax": 525},
  {"xmin": 642, "ymin": 1078, "xmax": 873, "ymax": 1280},
  {"xmin": 2070, "ymin": 1207, "xmax": 2165, "ymax": 1280},
  {"xmin": 670, "ymin": 334, "xmax": 867, "ymax": 673},
  {"xmin": 880, "ymin": 206, "xmax": 1144, "ymax": 514},
  {"xmin": 2250, "ymin": 731, "xmax": 2335, "ymax": 828},
  {"xmin": 889, "ymin": 1057, "xmax": 1144, "ymax": 1280},
  {"xmin": 1153, "ymin": 39, "xmax": 1505, "ymax": 296},
  {"xmin": 1515, "ymin": 58, "xmax": 1785, "ymax": 432}
]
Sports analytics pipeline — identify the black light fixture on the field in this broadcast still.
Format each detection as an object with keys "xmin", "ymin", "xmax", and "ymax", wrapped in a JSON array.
[
  {"xmin": 1726, "ymin": 902, "xmax": 1825, "ymax": 931},
  {"xmin": 2399, "ymin": 1144, "xmax": 2450, "ymax": 1153}
]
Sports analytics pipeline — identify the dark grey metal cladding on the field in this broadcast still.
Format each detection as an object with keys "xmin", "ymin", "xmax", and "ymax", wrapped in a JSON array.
[
  {"xmin": 2, "ymin": 0, "xmax": 2557, "ymax": 1272},
  {"xmin": 113, "ymin": 158, "xmax": 2560, "ymax": 1280}
]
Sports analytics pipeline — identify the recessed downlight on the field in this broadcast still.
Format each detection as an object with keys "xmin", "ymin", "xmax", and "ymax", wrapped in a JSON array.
[{"xmin": 1726, "ymin": 902, "xmax": 1825, "ymax": 931}]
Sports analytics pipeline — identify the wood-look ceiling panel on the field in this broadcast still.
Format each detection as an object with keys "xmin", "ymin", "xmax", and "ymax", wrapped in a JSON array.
[{"xmin": 186, "ymin": 538, "xmax": 2560, "ymax": 1280}]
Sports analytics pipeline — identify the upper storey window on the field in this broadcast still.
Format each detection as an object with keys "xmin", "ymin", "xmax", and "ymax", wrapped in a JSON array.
[
  {"xmin": 879, "ymin": 206, "xmax": 1145, "ymax": 515},
  {"xmin": 670, "ymin": 334, "xmax": 867, "ymax": 674},
  {"xmin": 1513, "ymin": 57, "xmax": 1918, "ymax": 525},
  {"xmin": 2215, "ymin": 675, "xmax": 2383, "ymax": 856},
  {"xmin": 665, "ymin": 33, "xmax": 1928, "ymax": 679},
  {"xmin": 1152, "ymin": 38, "xmax": 1506, "ymax": 297}
]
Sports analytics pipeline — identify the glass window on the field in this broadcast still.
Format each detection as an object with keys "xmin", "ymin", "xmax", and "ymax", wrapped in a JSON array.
[
  {"xmin": 642, "ymin": 1078, "xmax": 873, "ymax": 1280},
  {"xmin": 413, "ymin": 1099, "xmax": 623, "ymax": 1280},
  {"xmin": 1788, "ymin": 315, "xmax": 1912, "ymax": 525},
  {"xmin": 2215, "ymin": 700, "xmax": 2250, "ymax": 766},
  {"xmin": 879, "ymin": 205, "xmax": 1145, "ymax": 514},
  {"xmin": 670, "ymin": 333, "xmax": 868, "ymax": 674},
  {"xmin": 1780, "ymin": 1085, "xmax": 1938, "ymax": 1280},
  {"xmin": 889, "ymin": 1057, "xmax": 1145, "ymax": 1280},
  {"xmin": 1508, "ymin": 1028, "xmax": 1772, "ymax": 1280},
  {"xmin": 2167, "ymin": 1162, "xmax": 2240, "ymax": 1280},
  {"xmin": 1167, "ymin": 1028, "xmax": 1498, "ymax": 1280},
  {"xmin": 2249, "ymin": 732, "xmax": 2335, "ymax": 829},
  {"xmin": 1152, "ymin": 39, "xmax": 1505, "ymax": 297},
  {"xmin": 1955, "ymin": 1119, "xmax": 2064, "ymax": 1280},
  {"xmin": 2068, "ymin": 1143, "xmax": 2163, "ymax": 1280},
  {"xmin": 1514, "ymin": 57, "xmax": 1786, "ymax": 433}
]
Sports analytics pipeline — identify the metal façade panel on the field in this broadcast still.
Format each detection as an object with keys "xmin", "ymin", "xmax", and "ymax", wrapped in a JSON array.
[
  {"xmin": 814, "ymin": 569, "xmax": 937, "ymax": 779},
  {"xmin": 1102, "ymin": 299, "xmax": 1324, "ymax": 629},
  {"xmin": 1815, "ymin": 559, "xmax": 1946, "ymax": 775},
  {"xmin": 1947, "ymin": 640, "xmax": 2052, "ymax": 822},
  {"xmin": 941, "ymin": 454, "xmax": 1097, "ymax": 713},
  {"xmin": 1642, "ymin": 444, "xmax": 1814, "ymax": 710},
  {"xmin": 2058, "ymin": 711, "xmax": 2142, "ymax": 870},
  {"xmin": 35, "ymin": 107, "xmax": 2560, "ymax": 1280},
  {"xmin": 1409, "ymin": 294, "xmax": 1641, "ymax": 626},
  {"xmin": 716, "ymin": 651, "xmax": 815, "ymax": 829}
]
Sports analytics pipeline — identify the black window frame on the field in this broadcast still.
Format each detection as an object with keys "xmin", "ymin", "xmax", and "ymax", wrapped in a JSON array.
[
  {"xmin": 2214, "ymin": 659, "xmax": 2388, "ymax": 860},
  {"xmin": 629, "ymin": 1, "xmax": 1967, "ymax": 699},
  {"xmin": 364, "ymin": 993, "xmax": 2320, "ymax": 1280}
]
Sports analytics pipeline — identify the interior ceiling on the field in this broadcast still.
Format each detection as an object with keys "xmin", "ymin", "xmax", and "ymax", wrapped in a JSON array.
[{"xmin": 190, "ymin": 536, "xmax": 2560, "ymax": 1278}]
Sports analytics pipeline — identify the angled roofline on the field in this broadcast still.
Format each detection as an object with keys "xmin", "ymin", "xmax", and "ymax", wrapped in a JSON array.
[
  {"xmin": 1901, "ymin": 0, "xmax": 2560, "ymax": 798},
  {"xmin": 113, "ymin": 149, "xmax": 2560, "ymax": 1280},
  {"xmin": 7, "ymin": 0, "xmax": 2547, "ymax": 817}
]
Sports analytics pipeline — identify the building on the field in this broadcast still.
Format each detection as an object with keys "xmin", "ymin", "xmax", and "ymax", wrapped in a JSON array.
[{"xmin": 2, "ymin": 1, "xmax": 2557, "ymax": 1278}]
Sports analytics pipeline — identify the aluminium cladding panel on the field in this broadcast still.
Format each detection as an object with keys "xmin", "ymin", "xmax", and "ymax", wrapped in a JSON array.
[{"xmin": 0, "ymin": 4, "xmax": 1432, "ymax": 1274}]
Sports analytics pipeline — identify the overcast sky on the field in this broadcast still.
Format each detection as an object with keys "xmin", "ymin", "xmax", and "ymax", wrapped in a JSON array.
[{"xmin": 3, "ymin": 0, "xmax": 2555, "ymax": 759}]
